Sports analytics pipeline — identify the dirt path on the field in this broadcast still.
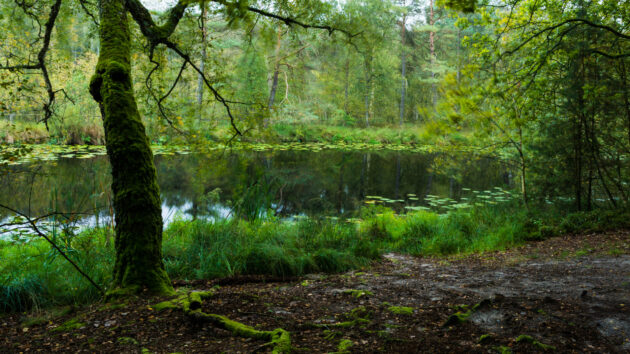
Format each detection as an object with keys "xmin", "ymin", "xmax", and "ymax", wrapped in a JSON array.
[{"xmin": 2, "ymin": 231, "xmax": 629, "ymax": 353}]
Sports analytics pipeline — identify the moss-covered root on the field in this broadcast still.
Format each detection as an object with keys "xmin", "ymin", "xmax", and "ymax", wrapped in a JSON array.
[
  {"xmin": 153, "ymin": 289, "xmax": 216, "ymax": 311},
  {"xmin": 187, "ymin": 311, "xmax": 291, "ymax": 353},
  {"xmin": 155, "ymin": 291, "xmax": 291, "ymax": 353}
]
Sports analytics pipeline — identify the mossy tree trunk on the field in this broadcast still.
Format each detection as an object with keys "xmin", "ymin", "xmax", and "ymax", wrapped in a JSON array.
[{"xmin": 90, "ymin": 0, "xmax": 173, "ymax": 296}]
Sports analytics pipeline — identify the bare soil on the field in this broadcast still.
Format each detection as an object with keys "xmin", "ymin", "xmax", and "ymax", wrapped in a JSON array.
[{"xmin": 2, "ymin": 230, "xmax": 629, "ymax": 353}]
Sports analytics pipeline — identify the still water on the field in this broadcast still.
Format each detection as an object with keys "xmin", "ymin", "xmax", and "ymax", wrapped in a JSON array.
[{"xmin": 0, "ymin": 149, "xmax": 511, "ymax": 229}]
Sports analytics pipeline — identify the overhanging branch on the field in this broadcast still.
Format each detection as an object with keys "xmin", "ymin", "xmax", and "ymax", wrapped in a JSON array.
[{"xmin": 0, "ymin": 0, "xmax": 64, "ymax": 129}]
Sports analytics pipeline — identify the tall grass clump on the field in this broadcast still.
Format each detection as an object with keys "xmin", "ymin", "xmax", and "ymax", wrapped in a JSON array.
[
  {"xmin": 403, "ymin": 203, "xmax": 530, "ymax": 255},
  {"xmin": 0, "ymin": 229, "xmax": 113, "ymax": 313},
  {"xmin": 162, "ymin": 218, "xmax": 378, "ymax": 280},
  {"xmin": 352, "ymin": 202, "xmax": 531, "ymax": 257},
  {"xmin": 160, "ymin": 202, "xmax": 534, "ymax": 283}
]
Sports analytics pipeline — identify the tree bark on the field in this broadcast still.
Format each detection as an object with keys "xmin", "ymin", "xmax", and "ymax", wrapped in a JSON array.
[
  {"xmin": 90, "ymin": 0, "xmax": 172, "ymax": 296},
  {"xmin": 619, "ymin": 59, "xmax": 630, "ymax": 146},
  {"xmin": 196, "ymin": 0, "xmax": 207, "ymax": 122},
  {"xmin": 344, "ymin": 56, "xmax": 350, "ymax": 116},
  {"xmin": 268, "ymin": 26, "xmax": 283, "ymax": 110},
  {"xmin": 518, "ymin": 127, "xmax": 528, "ymax": 206},
  {"xmin": 429, "ymin": 0, "xmax": 437, "ymax": 107},
  {"xmin": 399, "ymin": 12, "xmax": 407, "ymax": 127},
  {"xmin": 363, "ymin": 56, "xmax": 372, "ymax": 127}
]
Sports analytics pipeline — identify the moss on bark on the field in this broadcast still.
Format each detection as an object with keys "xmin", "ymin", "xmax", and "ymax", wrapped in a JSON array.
[{"xmin": 91, "ymin": 0, "xmax": 172, "ymax": 296}]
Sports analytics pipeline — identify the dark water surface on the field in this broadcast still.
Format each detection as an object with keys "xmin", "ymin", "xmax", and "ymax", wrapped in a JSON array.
[{"xmin": 0, "ymin": 149, "xmax": 511, "ymax": 228}]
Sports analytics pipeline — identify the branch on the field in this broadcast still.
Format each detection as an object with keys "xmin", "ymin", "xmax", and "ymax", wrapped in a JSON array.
[
  {"xmin": 0, "ymin": 203, "xmax": 104, "ymax": 295},
  {"xmin": 165, "ymin": 40, "xmax": 243, "ymax": 135},
  {"xmin": 127, "ymin": 0, "xmax": 244, "ymax": 135},
  {"xmin": 125, "ymin": 0, "xmax": 189, "ymax": 44},
  {"xmin": 275, "ymin": 44, "xmax": 310, "ymax": 63},
  {"xmin": 144, "ymin": 47, "xmax": 182, "ymax": 131},
  {"xmin": 245, "ymin": 5, "xmax": 353, "ymax": 36},
  {"xmin": 0, "ymin": 0, "xmax": 63, "ymax": 129},
  {"xmin": 125, "ymin": 0, "xmax": 352, "ymax": 136},
  {"xmin": 588, "ymin": 49, "xmax": 630, "ymax": 60},
  {"xmin": 503, "ymin": 18, "xmax": 630, "ymax": 57},
  {"xmin": 78, "ymin": 0, "xmax": 99, "ymax": 26}
]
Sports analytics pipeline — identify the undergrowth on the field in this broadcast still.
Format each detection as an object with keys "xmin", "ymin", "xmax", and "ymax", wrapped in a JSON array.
[{"xmin": 1, "ymin": 203, "xmax": 628, "ymax": 313}]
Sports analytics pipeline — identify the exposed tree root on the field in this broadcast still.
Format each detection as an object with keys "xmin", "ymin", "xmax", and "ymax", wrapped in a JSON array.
[{"xmin": 154, "ymin": 290, "xmax": 291, "ymax": 353}]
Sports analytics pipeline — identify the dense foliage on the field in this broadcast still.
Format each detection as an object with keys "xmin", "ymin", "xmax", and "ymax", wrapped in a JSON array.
[
  {"xmin": 1, "ymin": 0, "xmax": 630, "ymax": 313},
  {"xmin": 2, "ymin": 0, "xmax": 629, "ymax": 210}
]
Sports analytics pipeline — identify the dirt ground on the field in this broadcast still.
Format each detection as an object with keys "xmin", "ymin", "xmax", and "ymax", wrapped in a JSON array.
[{"xmin": 2, "ymin": 230, "xmax": 629, "ymax": 353}]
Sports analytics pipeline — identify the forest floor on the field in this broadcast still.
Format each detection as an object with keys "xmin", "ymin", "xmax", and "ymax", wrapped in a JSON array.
[{"xmin": 1, "ymin": 230, "xmax": 629, "ymax": 353}]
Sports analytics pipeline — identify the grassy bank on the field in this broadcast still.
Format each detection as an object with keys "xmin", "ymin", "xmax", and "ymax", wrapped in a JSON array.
[
  {"xmin": 1, "ymin": 203, "xmax": 628, "ymax": 313},
  {"xmin": 0, "ymin": 119, "xmax": 104, "ymax": 145},
  {"xmin": 266, "ymin": 124, "xmax": 435, "ymax": 145},
  {"xmin": 1, "ymin": 121, "xmax": 452, "ymax": 147},
  {"xmin": 219, "ymin": 123, "xmax": 458, "ymax": 146}
]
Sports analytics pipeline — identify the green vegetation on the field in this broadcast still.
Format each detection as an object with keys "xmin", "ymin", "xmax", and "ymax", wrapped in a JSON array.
[
  {"xmin": 318, "ymin": 306, "xmax": 373, "ymax": 329},
  {"xmin": 157, "ymin": 291, "xmax": 291, "ymax": 353},
  {"xmin": 50, "ymin": 317, "xmax": 85, "ymax": 332},
  {"xmin": 387, "ymin": 306, "xmax": 414, "ymax": 315},
  {"xmin": 343, "ymin": 290, "xmax": 374, "ymax": 298},
  {"xmin": 334, "ymin": 339, "xmax": 354, "ymax": 354},
  {"xmin": 515, "ymin": 334, "xmax": 556, "ymax": 351},
  {"xmin": 3, "ymin": 202, "xmax": 628, "ymax": 313},
  {"xmin": 1, "ymin": 0, "xmax": 629, "ymax": 350}
]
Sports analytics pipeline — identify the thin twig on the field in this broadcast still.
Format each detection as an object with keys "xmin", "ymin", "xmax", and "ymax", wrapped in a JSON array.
[{"xmin": 0, "ymin": 204, "xmax": 104, "ymax": 295}]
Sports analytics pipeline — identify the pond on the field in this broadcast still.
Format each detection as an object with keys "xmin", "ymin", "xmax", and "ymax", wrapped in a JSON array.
[{"xmin": 0, "ymin": 146, "xmax": 512, "ymax": 234}]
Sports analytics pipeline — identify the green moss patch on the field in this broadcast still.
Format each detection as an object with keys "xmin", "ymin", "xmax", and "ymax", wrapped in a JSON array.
[
  {"xmin": 516, "ymin": 334, "xmax": 556, "ymax": 351},
  {"xmin": 51, "ymin": 318, "xmax": 85, "ymax": 332},
  {"xmin": 332, "ymin": 339, "xmax": 353, "ymax": 354},
  {"xmin": 315, "ymin": 306, "xmax": 373, "ymax": 329},
  {"xmin": 342, "ymin": 289, "xmax": 373, "ymax": 298},
  {"xmin": 117, "ymin": 336, "xmax": 139, "ymax": 345},
  {"xmin": 387, "ymin": 306, "xmax": 414, "ymax": 315}
]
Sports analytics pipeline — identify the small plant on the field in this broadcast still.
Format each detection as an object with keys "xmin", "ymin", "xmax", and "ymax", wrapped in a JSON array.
[{"xmin": 387, "ymin": 306, "xmax": 414, "ymax": 315}]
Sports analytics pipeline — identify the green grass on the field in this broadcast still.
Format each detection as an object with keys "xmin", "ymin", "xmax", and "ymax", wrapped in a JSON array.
[
  {"xmin": 267, "ymin": 124, "xmax": 438, "ymax": 145},
  {"xmin": 0, "ymin": 228, "xmax": 113, "ymax": 313},
  {"xmin": 1, "ymin": 203, "xmax": 628, "ymax": 313}
]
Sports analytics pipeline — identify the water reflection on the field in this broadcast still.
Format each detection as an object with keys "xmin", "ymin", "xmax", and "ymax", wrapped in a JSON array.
[{"xmin": 0, "ymin": 149, "xmax": 510, "ymax": 229}]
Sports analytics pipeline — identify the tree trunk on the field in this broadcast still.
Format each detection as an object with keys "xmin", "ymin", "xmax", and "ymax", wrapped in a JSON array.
[
  {"xmin": 344, "ymin": 56, "xmax": 350, "ymax": 115},
  {"xmin": 395, "ymin": 154, "xmax": 401, "ymax": 198},
  {"xmin": 518, "ymin": 127, "xmax": 528, "ymax": 206},
  {"xmin": 363, "ymin": 56, "xmax": 371, "ymax": 128},
  {"xmin": 90, "ymin": 0, "xmax": 172, "ymax": 296},
  {"xmin": 619, "ymin": 59, "xmax": 630, "ymax": 146},
  {"xmin": 268, "ymin": 26, "xmax": 282, "ymax": 110},
  {"xmin": 456, "ymin": 28, "xmax": 461, "ymax": 84},
  {"xmin": 429, "ymin": 0, "xmax": 437, "ymax": 107},
  {"xmin": 196, "ymin": 1, "xmax": 207, "ymax": 122},
  {"xmin": 399, "ymin": 12, "xmax": 406, "ymax": 127},
  {"xmin": 337, "ymin": 154, "xmax": 346, "ymax": 214}
]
